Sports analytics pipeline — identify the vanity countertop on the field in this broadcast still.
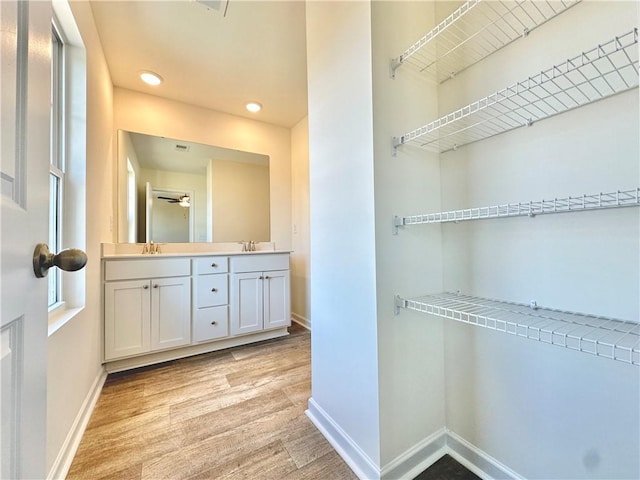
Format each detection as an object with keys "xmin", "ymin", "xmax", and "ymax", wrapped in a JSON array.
[{"xmin": 101, "ymin": 242, "xmax": 291, "ymax": 259}]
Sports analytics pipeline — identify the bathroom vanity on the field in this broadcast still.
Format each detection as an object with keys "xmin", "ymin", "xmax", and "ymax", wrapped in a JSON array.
[{"xmin": 101, "ymin": 243, "xmax": 290, "ymax": 372}]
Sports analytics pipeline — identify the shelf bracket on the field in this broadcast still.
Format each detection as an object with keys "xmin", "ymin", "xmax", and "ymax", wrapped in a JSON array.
[
  {"xmin": 394, "ymin": 295, "xmax": 407, "ymax": 315},
  {"xmin": 390, "ymin": 57, "xmax": 402, "ymax": 79},
  {"xmin": 392, "ymin": 136, "xmax": 402, "ymax": 157},
  {"xmin": 392, "ymin": 215, "xmax": 404, "ymax": 235}
]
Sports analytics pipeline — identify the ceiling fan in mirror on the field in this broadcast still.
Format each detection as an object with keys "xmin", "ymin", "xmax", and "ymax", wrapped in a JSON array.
[{"xmin": 157, "ymin": 194, "xmax": 191, "ymax": 208}]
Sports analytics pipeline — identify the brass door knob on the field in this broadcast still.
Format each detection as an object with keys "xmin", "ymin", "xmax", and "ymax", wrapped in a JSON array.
[{"xmin": 33, "ymin": 243, "xmax": 87, "ymax": 278}]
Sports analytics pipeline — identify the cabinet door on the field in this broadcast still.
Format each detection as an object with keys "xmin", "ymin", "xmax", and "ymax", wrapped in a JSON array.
[
  {"xmin": 230, "ymin": 272, "xmax": 263, "ymax": 336},
  {"xmin": 263, "ymin": 270, "xmax": 291, "ymax": 330},
  {"xmin": 104, "ymin": 280, "xmax": 151, "ymax": 360},
  {"xmin": 150, "ymin": 277, "xmax": 191, "ymax": 351}
]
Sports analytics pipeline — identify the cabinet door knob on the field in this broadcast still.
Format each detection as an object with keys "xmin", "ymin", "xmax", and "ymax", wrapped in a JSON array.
[
  {"xmin": 211, "ymin": 288, "xmax": 218, "ymax": 292},
  {"xmin": 211, "ymin": 262, "xmax": 217, "ymax": 268},
  {"xmin": 153, "ymin": 284, "xmax": 159, "ymax": 289},
  {"xmin": 259, "ymin": 276, "xmax": 263, "ymax": 280},
  {"xmin": 143, "ymin": 284, "xmax": 149, "ymax": 290},
  {"xmin": 211, "ymin": 321, "xmax": 217, "ymax": 326},
  {"xmin": 265, "ymin": 275, "xmax": 269, "ymax": 279}
]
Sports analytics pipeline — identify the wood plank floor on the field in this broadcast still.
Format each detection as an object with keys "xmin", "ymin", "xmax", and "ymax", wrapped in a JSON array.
[{"xmin": 68, "ymin": 324, "xmax": 358, "ymax": 480}]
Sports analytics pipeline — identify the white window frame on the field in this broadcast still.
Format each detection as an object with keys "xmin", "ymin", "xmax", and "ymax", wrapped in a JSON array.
[
  {"xmin": 48, "ymin": 4, "xmax": 87, "ymax": 335},
  {"xmin": 49, "ymin": 21, "xmax": 65, "ymax": 311}
]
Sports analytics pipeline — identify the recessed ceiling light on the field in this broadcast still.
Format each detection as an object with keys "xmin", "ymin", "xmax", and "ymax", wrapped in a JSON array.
[
  {"xmin": 140, "ymin": 71, "xmax": 163, "ymax": 86},
  {"xmin": 246, "ymin": 101, "xmax": 262, "ymax": 113}
]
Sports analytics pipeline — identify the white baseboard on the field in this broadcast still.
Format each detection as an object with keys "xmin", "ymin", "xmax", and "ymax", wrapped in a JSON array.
[
  {"xmin": 381, "ymin": 428, "xmax": 447, "ymax": 480},
  {"xmin": 291, "ymin": 313, "xmax": 311, "ymax": 330},
  {"xmin": 47, "ymin": 368, "xmax": 107, "ymax": 480},
  {"xmin": 306, "ymin": 399, "xmax": 523, "ymax": 480},
  {"xmin": 445, "ymin": 429, "xmax": 524, "ymax": 480},
  {"xmin": 306, "ymin": 398, "xmax": 380, "ymax": 480}
]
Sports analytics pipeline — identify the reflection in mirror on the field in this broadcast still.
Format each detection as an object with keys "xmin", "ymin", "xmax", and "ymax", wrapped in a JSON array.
[{"xmin": 117, "ymin": 131, "xmax": 270, "ymax": 244}]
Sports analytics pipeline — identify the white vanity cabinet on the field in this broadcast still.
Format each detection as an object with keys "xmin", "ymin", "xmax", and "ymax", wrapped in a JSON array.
[
  {"xmin": 104, "ymin": 258, "xmax": 191, "ymax": 361},
  {"xmin": 192, "ymin": 256, "xmax": 230, "ymax": 343},
  {"xmin": 102, "ymin": 250, "xmax": 291, "ymax": 371},
  {"xmin": 230, "ymin": 254, "xmax": 291, "ymax": 336}
]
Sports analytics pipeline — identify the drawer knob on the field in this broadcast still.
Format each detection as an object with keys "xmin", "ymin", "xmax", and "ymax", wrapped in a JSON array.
[
  {"xmin": 211, "ymin": 288, "xmax": 218, "ymax": 293},
  {"xmin": 211, "ymin": 262, "xmax": 217, "ymax": 268},
  {"xmin": 211, "ymin": 321, "xmax": 217, "ymax": 326}
]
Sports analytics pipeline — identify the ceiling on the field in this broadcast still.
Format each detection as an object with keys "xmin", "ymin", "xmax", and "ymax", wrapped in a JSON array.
[
  {"xmin": 91, "ymin": 0, "xmax": 308, "ymax": 128},
  {"xmin": 128, "ymin": 131, "xmax": 269, "ymax": 175}
]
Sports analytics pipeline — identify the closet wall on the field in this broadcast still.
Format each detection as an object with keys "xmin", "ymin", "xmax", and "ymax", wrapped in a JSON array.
[
  {"xmin": 435, "ymin": 1, "xmax": 639, "ymax": 478},
  {"xmin": 307, "ymin": 1, "xmax": 638, "ymax": 478}
]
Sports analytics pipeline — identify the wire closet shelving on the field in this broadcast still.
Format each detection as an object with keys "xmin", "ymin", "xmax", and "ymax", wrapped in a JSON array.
[
  {"xmin": 393, "ymin": 188, "xmax": 640, "ymax": 234},
  {"xmin": 392, "ymin": 28, "xmax": 639, "ymax": 154},
  {"xmin": 394, "ymin": 292, "xmax": 640, "ymax": 366},
  {"xmin": 390, "ymin": 0, "xmax": 582, "ymax": 82}
]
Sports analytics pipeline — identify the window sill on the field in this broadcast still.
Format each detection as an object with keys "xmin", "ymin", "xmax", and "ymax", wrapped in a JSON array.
[{"xmin": 48, "ymin": 303, "xmax": 84, "ymax": 336}]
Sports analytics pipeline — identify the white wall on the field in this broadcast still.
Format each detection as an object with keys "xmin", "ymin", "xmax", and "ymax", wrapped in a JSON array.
[
  {"xmin": 307, "ymin": 2, "xmax": 639, "ymax": 479},
  {"xmin": 113, "ymin": 88, "xmax": 292, "ymax": 251},
  {"xmin": 371, "ymin": 1, "xmax": 447, "ymax": 470},
  {"xmin": 437, "ymin": 1, "xmax": 639, "ymax": 478},
  {"xmin": 291, "ymin": 116, "xmax": 310, "ymax": 325},
  {"xmin": 210, "ymin": 159, "xmax": 270, "ymax": 242},
  {"xmin": 47, "ymin": 0, "xmax": 113, "ymax": 474},
  {"xmin": 305, "ymin": 1, "xmax": 381, "ymax": 475}
]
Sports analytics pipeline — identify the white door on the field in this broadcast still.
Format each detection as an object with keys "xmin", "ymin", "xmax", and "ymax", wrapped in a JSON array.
[
  {"xmin": 1, "ymin": 1, "xmax": 52, "ymax": 478},
  {"xmin": 263, "ymin": 270, "xmax": 290, "ymax": 330}
]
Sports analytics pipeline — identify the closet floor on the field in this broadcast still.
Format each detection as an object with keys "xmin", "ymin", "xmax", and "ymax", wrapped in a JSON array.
[
  {"xmin": 67, "ymin": 324, "xmax": 357, "ymax": 480},
  {"xmin": 414, "ymin": 454, "xmax": 481, "ymax": 480}
]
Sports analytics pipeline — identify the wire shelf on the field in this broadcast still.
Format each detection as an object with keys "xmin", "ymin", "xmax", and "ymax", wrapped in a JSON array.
[
  {"xmin": 390, "ymin": 0, "xmax": 582, "ymax": 83},
  {"xmin": 395, "ymin": 292, "xmax": 640, "ymax": 365},
  {"xmin": 393, "ymin": 29, "xmax": 639, "ymax": 154},
  {"xmin": 393, "ymin": 188, "xmax": 640, "ymax": 233}
]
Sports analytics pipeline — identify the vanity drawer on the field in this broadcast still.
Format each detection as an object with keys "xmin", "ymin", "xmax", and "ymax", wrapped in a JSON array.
[
  {"xmin": 230, "ymin": 254, "xmax": 289, "ymax": 273},
  {"xmin": 105, "ymin": 258, "xmax": 190, "ymax": 281},
  {"xmin": 193, "ymin": 256, "xmax": 229, "ymax": 275},
  {"xmin": 195, "ymin": 274, "xmax": 228, "ymax": 308},
  {"xmin": 193, "ymin": 306, "xmax": 229, "ymax": 343}
]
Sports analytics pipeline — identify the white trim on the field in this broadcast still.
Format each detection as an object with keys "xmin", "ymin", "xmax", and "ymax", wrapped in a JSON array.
[
  {"xmin": 446, "ymin": 429, "xmax": 524, "ymax": 480},
  {"xmin": 304, "ymin": 410, "xmax": 525, "ymax": 480},
  {"xmin": 48, "ymin": 305, "xmax": 84, "ymax": 336},
  {"xmin": 47, "ymin": 368, "xmax": 107, "ymax": 480},
  {"xmin": 306, "ymin": 398, "xmax": 380, "ymax": 480},
  {"xmin": 380, "ymin": 428, "xmax": 447, "ymax": 480},
  {"xmin": 291, "ymin": 312, "xmax": 311, "ymax": 330},
  {"xmin": 104, "ymin": 327, "xmax": 289, "ymax": 373}
]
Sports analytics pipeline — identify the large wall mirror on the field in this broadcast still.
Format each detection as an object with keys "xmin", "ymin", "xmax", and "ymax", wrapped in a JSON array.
[{"xmin": 117, "ymin": 130, "xmax": 270, "ymax": 243}]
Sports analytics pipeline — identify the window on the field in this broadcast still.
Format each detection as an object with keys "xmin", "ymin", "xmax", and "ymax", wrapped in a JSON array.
[
  {"xmin": 49, "ymin": 24, "xmax": 65, "ymax": 308},
  {"xmin": 47, "ymin": 2, "xmax": 87, "ymax": 335},
  {"xmin": 127, "ymin": 159, "xmax": 137, "ymax": 243}
]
